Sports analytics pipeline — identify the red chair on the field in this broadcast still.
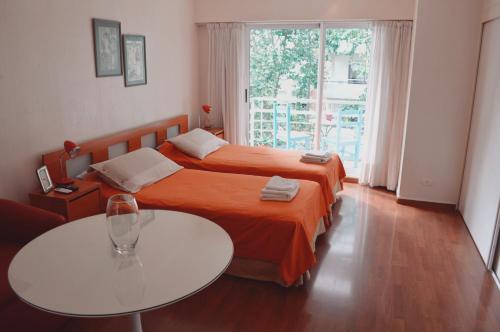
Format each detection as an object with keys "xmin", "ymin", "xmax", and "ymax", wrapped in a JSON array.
[{"xmin": 0, "ymin": 199, "xmax": 68, "ymax": 332}]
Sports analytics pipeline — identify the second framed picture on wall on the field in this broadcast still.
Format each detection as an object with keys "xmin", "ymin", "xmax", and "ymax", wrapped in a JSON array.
[
  {"xmin": 92, "ymin": 19, "xmax": 122, "ymax": 77},
  {"xmin": 123, "ymin": 35, "xmax": 147, "ymax": 87}
]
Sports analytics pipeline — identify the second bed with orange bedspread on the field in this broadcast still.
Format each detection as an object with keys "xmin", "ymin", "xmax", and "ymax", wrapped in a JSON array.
[{"xmin": 88, "ymin": 169, "xmax": 328, "ymax": 286}]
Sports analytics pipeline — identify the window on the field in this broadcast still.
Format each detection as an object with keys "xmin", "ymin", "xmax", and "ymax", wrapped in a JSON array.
[
  {"xmin": 249, "ymin": 27, "xmax": 320, "ymax": 150},
  {"xmin": 249, "ymin": 23, "xmax": 372, "ymax": 177}
]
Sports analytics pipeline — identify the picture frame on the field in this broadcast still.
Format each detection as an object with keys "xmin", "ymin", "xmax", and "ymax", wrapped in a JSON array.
[
  {"xmin": 36, "ymin": 166, "xmax": 54, "ymax": 194},
  {"xmin": 92, "ymin": 18, "xmax": 122, "ymax": 77},
  {"xmin": 123, "ymin": 34, "xmax": 147, "ymax": 87}
]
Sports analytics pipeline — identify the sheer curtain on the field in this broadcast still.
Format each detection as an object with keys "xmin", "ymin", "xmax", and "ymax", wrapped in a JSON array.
[
  {"xmin": 359, "ymin": 21, "xmax": 413, "ymax": 191},
  {"xmin": 207, "ymin": 23, "xmax": 248, "ymax": 145}
]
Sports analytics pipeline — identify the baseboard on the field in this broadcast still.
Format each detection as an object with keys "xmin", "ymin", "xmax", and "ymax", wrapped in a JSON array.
[
  {"xmin": 343, "ymin": 177, "xmax": 358, "ymax": 184},
  {"xmin": 396, "ymin": 198, "xmax": 456, "ymax": 210}
]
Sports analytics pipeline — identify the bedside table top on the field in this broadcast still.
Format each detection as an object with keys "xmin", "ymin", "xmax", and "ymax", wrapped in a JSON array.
[
  {"xmin": 202, "ymin": 127, "xmax": 224, "ymax": 135},
  {"xmin": 30, "ymin": 179, "xmax": 100, "ymax": 201}
]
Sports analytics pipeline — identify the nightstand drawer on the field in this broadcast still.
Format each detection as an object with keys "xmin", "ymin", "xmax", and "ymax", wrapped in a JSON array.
[
  {"xmin": 67, "ymin": 189, "xmax": 101, "ymax": 221},
  {"xmin": 216, "ymin": 133, "xmax": 224, "ymax": 139}
]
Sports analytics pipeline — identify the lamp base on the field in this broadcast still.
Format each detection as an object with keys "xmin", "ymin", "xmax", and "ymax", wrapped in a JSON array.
[{"xmin": 56, "ymin": 178, "xmax": 74, "ymax": 186}]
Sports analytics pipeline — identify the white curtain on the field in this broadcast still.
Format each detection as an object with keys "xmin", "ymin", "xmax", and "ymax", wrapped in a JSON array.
[
  {"xmin": 207, "ymin": 23, "xmax": 248, "ymax": 145},
  {"xmin": 359, "ymin": 21, "xmax": 413, "ymax": 191}
]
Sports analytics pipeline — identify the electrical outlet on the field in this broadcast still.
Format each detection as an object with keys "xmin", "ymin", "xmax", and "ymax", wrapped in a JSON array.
[{"xmin": 421, "ymin": 178, "xmax": 433, "ymax": 187}]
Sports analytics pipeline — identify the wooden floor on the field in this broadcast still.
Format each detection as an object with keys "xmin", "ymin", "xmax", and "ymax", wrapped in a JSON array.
[{"xmin": 61, "ymin": 183, "xmax": 500, "ymax": 332}]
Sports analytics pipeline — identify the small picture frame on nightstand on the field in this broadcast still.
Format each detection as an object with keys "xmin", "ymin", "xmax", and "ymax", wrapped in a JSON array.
[{"xmin": 36, "ymin": 166, "xmax": 54, "ymax": 194}]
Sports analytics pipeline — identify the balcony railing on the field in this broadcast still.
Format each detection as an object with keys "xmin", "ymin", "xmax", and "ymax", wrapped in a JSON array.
[{"xmin": 249, "ymin": 97, "xmax": 365, "ymax": 174}]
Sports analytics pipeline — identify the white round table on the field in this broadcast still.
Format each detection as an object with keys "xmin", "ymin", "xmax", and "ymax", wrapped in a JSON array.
[{"xmin": 8, "ymin": 210, "xmax": 233, "ymax": 332}]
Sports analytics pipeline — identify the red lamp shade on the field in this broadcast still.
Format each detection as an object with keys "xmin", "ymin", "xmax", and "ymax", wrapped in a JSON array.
[
  {"xmin": 64, "ymin": 140, "xmax": 80, "ymax": 158},
  {"xmin": 56, "ymin": 140, "xmax": 80, "ymax": 185},
  {"xmin": 202, "ymin": 104, "xmax": 212, "ymax": 114}
]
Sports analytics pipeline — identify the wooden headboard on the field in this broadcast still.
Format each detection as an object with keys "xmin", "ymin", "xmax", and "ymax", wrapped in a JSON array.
[{"xmin": 43, "ymin": 115, "xmax": 188, "ymax": 180}]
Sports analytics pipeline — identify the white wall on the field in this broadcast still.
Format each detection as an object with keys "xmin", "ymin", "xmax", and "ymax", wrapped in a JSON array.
[
  {"xmin": 197, "ymin": 26, "xmax": 209, "ymax": 125},
  {"xmin": 195, "ymin": 0, "xmax": 416, "ymax": 22},
  {"xmin": 397, "ymin": 0, "xmax": 483, "ymax": 204},
  {"xmin": 0, "ymin": 0, "xmax": 198, "ymax": 201},
  {"xmin": 483, "ymin": 0, "xmax": 500, "ymax": 21}
]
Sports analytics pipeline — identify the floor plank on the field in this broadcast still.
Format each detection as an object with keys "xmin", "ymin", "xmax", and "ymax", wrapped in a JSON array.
[{"xmin": 61, "ymin": 184, "xmax": 500, "ymax": 332}]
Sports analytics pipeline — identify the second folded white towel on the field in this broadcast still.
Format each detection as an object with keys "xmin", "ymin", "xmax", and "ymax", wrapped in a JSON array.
[
  {"xmin": 300, "ymin": 150, "xmax": 332, "ymax": 164},
  {"xmin": 261, "ymin": 176, "xmax": 300, "ymax": 202},
  {"xmin": 305, "ymin": 150, "xmax": 331, "ymax": 158}
]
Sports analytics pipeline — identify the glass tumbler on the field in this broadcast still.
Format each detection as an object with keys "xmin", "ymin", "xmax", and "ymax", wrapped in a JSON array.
[{"xmin": 106, "ymin": 194, "xmax": 140, "ymax": 254}]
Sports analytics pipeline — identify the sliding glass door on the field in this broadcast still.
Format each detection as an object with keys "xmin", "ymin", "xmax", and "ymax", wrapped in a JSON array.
[
  {"xmin": 249, "ymin": 26, "xmax": 320, "ymax": 150},
  {"xmin": 248, "ymin": 23, "xmax": 372, "ymax": 177}
]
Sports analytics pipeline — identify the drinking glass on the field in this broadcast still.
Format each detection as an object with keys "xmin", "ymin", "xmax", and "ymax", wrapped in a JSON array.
[{"xmin": 106, "ymin": 194, "xmax": 140, "ymax": 254}]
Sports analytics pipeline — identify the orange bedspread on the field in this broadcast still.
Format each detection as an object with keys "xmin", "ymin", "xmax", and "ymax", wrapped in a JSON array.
[
  {"xmin": 88, "ymin": 169, "xmax": 327, "ymax": 286},
  {"xmin": 158, "ymin": 143, "xmax": 346, "ymax": 207}
]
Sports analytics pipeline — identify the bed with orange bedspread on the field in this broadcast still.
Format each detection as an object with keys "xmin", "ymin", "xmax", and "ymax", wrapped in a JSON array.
[
  {"xmin": 158, "ymin": 143, "xmax": 346, "ymax": 208},
  {"xmin": 87, "ymin": 169, "xmax": 328, "ymax": 286}
]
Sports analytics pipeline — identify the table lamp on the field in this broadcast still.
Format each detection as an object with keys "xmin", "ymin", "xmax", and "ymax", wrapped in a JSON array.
[{"xmin": 56, "ymin": 140, "xmax": 80, "ymax": 185}]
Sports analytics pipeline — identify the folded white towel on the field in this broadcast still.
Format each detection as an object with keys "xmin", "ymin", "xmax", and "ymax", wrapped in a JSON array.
[
  {"xmin": 261, "ymin": 186, "xmax": 300, "ymax": 201},
  {"xmin": 261, "ymin": 195, "xmax": 297, "ymax": 202},
  {"xmin": 264, "ymin": 176, "xmax": 299, "ymax": 192},
  {"xmin": 260, "ymin": 176, "xmax": 300, "ymax": 201},
  {"xmin": 305, "ymin": 150, "xmax": 331, "ymax": 158},
  {"xmin": 300, "ymin": 156, "xmax": 331, "ymax": 164},
  {"xmin": 261, "ymin": 186, "xmax": 299, "ymax": 198}
]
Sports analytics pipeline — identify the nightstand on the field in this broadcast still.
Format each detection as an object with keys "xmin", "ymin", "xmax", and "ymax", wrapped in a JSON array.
[
  {"xmin": 202, "ymin": 127, "xmax": 224, "ymax": 139},
  {"xmin": 29, "ymin": 179, "xmax": 102, "ymax": 222}
]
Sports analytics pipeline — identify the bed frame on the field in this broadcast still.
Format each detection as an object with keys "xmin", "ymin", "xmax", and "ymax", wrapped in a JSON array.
[{"xmin": 42, "ymin": 115, "xmax": 188, "ymax": 180}]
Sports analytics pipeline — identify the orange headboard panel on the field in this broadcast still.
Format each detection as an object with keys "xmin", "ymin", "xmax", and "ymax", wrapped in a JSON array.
[{"xmin": 42, "ymin": 114, "xmax": 188, "ymax": 180}]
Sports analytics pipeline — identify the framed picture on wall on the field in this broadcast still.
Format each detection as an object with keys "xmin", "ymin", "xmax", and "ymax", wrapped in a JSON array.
[
  {"xmin": 123, "ymin": 34, "xmax": 147, "ymax": 87},
  {"xmin": 92, "ymin": 18, "xmax": 122, "ymax": 77}
]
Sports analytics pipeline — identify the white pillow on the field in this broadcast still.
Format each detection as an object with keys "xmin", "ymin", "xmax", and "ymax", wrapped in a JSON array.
[
  {"xmin": 90, "ymin": 148, "xmax": 183, "ymax": 193},
  {"xmin": 167, "ymin": 128, "xmax": 228, "ymax": 159}
]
